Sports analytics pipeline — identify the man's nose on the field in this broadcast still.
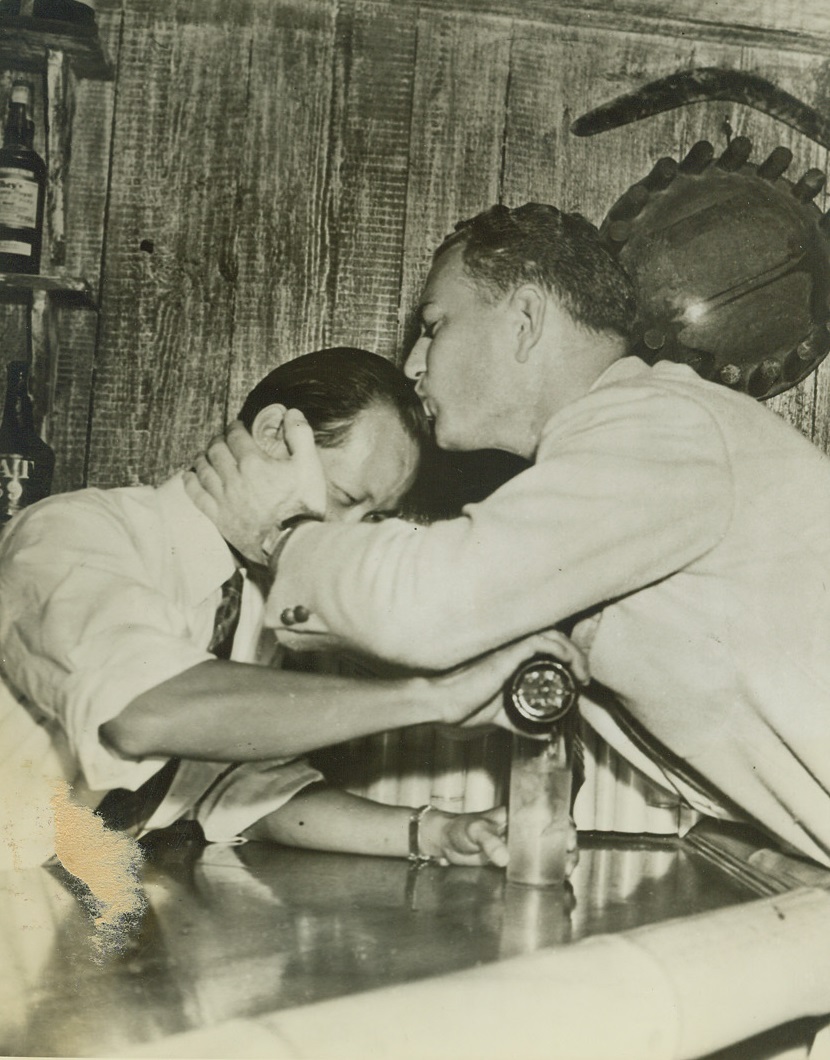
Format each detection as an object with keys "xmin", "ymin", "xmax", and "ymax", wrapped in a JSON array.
[{"xmin": 404, "ymin": 338, "xmax": 427, "ymax": 380}]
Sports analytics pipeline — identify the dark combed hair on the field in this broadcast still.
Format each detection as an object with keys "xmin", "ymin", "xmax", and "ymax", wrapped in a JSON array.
[
  {"xmin": 238, "ymin": 346, "xmax": 428, "ymax": 449},
  {"xmin": 436, "ymin": 203, "xmax": 635, "ymax": 339}
]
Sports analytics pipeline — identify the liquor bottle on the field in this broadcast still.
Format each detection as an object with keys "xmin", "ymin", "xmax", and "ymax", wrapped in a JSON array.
[
  {"xmin": 504, "ymin": 654, "xmax": 579, "ymax": 888},
  {"xmin": 0, "ymin": 361, "xmax": 55, "ymax": 525},
  {"xmin": 0, "ymin": 82, "xmax": 46, "ymax": 274}
]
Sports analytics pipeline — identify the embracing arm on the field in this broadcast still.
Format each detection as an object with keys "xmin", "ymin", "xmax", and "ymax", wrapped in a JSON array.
[
  {"xmin": 263, "ymin": 393, "xmax": 732, "ymax": 668},
  {"xmin": 101, "ymin": 660, "xmax": 441, "ymax": 761},
  {"xmin": 100, "ymin": 628, "xmax": 586, "ymax": 762},
  {"xmin": 184, "ymin": 387, "xmax": 731, "ymax": 670}
]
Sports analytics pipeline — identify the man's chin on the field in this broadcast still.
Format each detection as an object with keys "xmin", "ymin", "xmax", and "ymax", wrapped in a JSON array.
[{"xmin": 433, "ymin": 421, "xmax": 464, "ymax": 451}]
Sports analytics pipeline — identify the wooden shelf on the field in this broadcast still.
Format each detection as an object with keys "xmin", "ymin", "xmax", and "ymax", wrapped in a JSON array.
[
  {"xmin": 0, "ymin": 15, "xmax": 112, "ymax": 79},
  {"xmin": 0, "ymin": 270, "xmax": 96, "ymax": 307}
]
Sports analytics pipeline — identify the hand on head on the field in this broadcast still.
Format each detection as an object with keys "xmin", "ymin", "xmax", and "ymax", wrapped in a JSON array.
[{"xmin": 184, "ymin": 413, "xmax": 327, "ymax": 564}]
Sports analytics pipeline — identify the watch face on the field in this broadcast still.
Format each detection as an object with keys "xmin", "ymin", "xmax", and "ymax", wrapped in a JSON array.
[{"xmin": 509, "ymin": 657, "xmax": 577, "ymax": 727}]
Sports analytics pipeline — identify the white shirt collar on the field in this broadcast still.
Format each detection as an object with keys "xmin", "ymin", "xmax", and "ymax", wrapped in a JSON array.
[
  {"xmin": 156, "ymin": 473, "xmax": 239, "ymax": 607},
  {"xmin": 589, "ymin": 355, "xmax": 650, "ymax": 392}
]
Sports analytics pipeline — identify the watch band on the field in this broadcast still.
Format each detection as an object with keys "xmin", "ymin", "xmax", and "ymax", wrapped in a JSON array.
[
  {"xmin": 261, "ymin": 513, "xmax": 324, "ymax": 568},
  {"xmin": 408, "ymin": 804, "xmax": 435, "ymax": 862}
]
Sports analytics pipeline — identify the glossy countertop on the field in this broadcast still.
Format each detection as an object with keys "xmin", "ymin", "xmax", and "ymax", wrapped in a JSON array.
[{"xmin": 0, "ymin": 827, "xmax": 766, "ymax": 1058}]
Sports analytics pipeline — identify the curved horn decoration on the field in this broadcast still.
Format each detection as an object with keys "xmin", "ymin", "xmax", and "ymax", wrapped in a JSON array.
[{"xmin": 571, "ymin": 68, "xmax": 830, "ymax": 150}]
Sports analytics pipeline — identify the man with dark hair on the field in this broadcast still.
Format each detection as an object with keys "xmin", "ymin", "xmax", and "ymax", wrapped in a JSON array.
[
  {"xmin": 438, "ymin": 203, "xmax": 635, "ymax": 337},
  {"xmin": 190, "ymin": 203, "xmax": 830, "ymax": 869},
  {"xmin": 0, "ymin": 347, "xmax": 580, "ymax": 868}
]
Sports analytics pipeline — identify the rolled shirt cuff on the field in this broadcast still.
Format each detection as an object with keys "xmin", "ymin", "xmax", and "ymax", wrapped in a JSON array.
[{"xmin": 194, "ymin": 758, "xmax": 324, "ymax": 843}]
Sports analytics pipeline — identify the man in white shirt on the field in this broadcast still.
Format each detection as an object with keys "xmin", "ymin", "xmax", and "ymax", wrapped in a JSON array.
[
  {"xmin": 0, "ymin": 346, "xmax": 580, "ymax": 868},
  {"xmin": 187, "ymin": 205, "xmax": 830, "ymax": 869}
]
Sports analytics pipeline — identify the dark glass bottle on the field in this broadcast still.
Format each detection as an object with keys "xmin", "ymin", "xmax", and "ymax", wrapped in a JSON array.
[
  {"xmin": 0, "ymin": 361, "xmax": 55, "ymax": 525},
  {"xmin": 0, "ymin": 81, "xmax": 46, "ymax": 274}
]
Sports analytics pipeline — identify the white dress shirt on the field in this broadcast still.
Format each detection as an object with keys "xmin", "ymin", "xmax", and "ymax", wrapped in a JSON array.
[
  {"xmin": 0, "ymin": 474, "xmax": 320, "ymax": 859},
  {"xmin": 264, "ymin": 357, "xmax": 830, "ymax": 866}
]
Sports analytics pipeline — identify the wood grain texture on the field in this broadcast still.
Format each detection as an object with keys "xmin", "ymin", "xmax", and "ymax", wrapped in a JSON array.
[
  {"xmin": 503, "ymin": 26, "xmax": 742, "ymax": 223},
  {"xmin": 398, "ymin": 8, "xmax": 510, "ymax": 353},
  {"xmin": 44, "ymin": 48, "xmax": 76, "ymax": 269},
  {"xmin": 44, "ymin": 8, "xmax": 120, "ymax": 491},
  {"xmin": 323, "ymin": 0, "xmax": 417, "ymax": 361},
  {"xmin": 372, "ymin": 0, "xmax": 830, "ymax": 53},
  {"xmin": 226, "ymin": 1, "xmax": 337, "ymax": 418},
  {"xmin": 504, "ymin": 25, "xmax": 830, "ymax": 453},
  {"xmin": 20, "ymin": 0, "xmax": 830, "ymax": 490},
  {"xmin": 88, "ymin": 0, "xmax": 261, "ymax": 486}
]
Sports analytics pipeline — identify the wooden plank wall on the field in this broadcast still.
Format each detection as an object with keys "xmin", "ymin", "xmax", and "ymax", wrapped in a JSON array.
[{"xmin": 4, "ymin": 0, "xmax": 830, "ymax": 489}]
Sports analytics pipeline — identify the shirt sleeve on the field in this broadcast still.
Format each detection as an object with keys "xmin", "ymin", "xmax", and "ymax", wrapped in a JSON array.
[
  {"xmin": 0, "ymin": 495, "xmax": 215, "ymax": 792},
  {"xmin": 194, "ymin": 758, "xmax": 324, "ymax": 843},
  {"xmin": 265, "ymin": 385, "xmax": 733, "ymax": 670}
]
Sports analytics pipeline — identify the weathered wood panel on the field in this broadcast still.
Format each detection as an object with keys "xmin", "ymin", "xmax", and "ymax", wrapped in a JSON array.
[
  {"xmin": 46, "ymin": 6, "xmax": 120, "ymax": 492},
  {"xmin": 398, "ymin": 9, "xmax": 511, "ymax": 348},
  {"xmin": 88, "ymin": 0, "xmax": 265, "ymax": 486},
  {"xmin": 391, "ymin": 0, "xmax": 830, "ymax": 53},
  {"xmin": 323, "ymin": 0, "xmax": 417, "ymax": 361},
  {"xmin": 504, "ymin": 28, "xmax": 748, "ymax": 228},
  {"xmin": 226, "ymin": 2, "xmax": 337, "ymax": 418},
  {"xmin": 12, "ymin": 0, "xmax": 830, "ymax": 491}
]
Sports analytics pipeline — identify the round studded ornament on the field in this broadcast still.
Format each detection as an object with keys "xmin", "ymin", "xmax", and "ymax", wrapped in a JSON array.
[{"xmin": 600, "ymin": 138, "xmax": 830, "ymax": 399}]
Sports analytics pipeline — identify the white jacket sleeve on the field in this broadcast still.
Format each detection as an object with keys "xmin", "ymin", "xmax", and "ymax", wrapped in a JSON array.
[{"xmin": 266, "ymin": 386, "xmax": 733, "ymax": 670}]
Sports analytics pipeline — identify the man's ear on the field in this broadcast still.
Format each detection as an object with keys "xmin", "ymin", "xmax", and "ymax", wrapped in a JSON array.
[
  {"xmin": 512, "ymin": 284, "xmax": 546, "ymax": 364},
  {"xmin": 251, "ymin": 404, "xmax": 289, "ymax": 457}
]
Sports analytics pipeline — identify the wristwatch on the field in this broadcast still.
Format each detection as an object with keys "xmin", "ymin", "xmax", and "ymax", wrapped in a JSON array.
[{"xmin": 261, "ymin": 512, "xmax": 324, "ymax": 568}]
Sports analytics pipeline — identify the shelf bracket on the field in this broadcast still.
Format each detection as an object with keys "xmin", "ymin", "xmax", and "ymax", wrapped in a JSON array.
[
  {"xmin": 45, "ymin": 46, "xmax": 74, "ymax": 269},
  {"xmin": 27, "ymin": 289, "xmax": 58, "ymax": 439}
]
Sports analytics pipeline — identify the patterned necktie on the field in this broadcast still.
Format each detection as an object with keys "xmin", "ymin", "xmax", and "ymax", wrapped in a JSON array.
[
  {"xmin": 97, "ymin": 569, "xmax": 245, "ymax": 832},
  {"xmin": 208, "ymin": 568, "xmax": 244, "ymax": 660}
]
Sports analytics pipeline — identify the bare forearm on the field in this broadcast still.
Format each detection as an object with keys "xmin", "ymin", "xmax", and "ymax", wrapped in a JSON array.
[
  {"xmin": 243, "ymin": 787, "xmax": 416, "ymax": 856},
  {"xmin": 101, "ymin": 660, "xmax": 436, "ymax": 761},
  {"xmin": 244, "ymin": 787, "xmax": 511, "ymax": 868},
  {"xmin": 102, "ymin": 631, "xmax": 576, "ymax": 764}
]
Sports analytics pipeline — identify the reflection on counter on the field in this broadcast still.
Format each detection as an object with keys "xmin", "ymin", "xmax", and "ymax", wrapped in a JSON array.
[{"xmin": 0, "ymin": 828, "xmax": 759, "ymax": 1058}]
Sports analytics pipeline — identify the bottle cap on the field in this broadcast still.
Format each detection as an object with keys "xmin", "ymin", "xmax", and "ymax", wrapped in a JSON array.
[{"xmin": 504, "ymin": 653, "xmax": 578, "ymax": 734}]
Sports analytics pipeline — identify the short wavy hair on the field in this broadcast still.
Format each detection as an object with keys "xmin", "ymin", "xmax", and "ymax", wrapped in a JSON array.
[
  {"xmin": 436, "ymin": 203, "xmax": 635, "ymax": 339},
  {"xmin": 239, "ymin": 347, "xmax": 428, "ymax": 449}
]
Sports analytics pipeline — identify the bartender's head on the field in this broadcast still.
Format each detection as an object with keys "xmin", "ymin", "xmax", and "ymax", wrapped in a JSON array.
[
  {"xmin": 404, "ymin": 203, "xmax": 635, "ymax": 458},
  {"xmin": 239, "ymin": 347, "xmax": 424, "ymax": 524}
]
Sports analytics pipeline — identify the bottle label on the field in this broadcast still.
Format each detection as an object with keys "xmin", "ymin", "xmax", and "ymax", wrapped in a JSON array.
[
  {"xmin": 0, "ymin": 167, "xmax": 39, "ymax": 230},
  {"xmin": 0, "ymin": 454, "xmax": 35, "ymax": 518},
  {"xmin": 0, "ymin": 239, "xmax": 32, "ymax": 256}
]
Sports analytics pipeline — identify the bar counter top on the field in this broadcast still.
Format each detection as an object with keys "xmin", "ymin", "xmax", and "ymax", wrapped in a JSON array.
[{"xmin": 0, "ymin": 826, "xmax": 784, "ymax": 1059}]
